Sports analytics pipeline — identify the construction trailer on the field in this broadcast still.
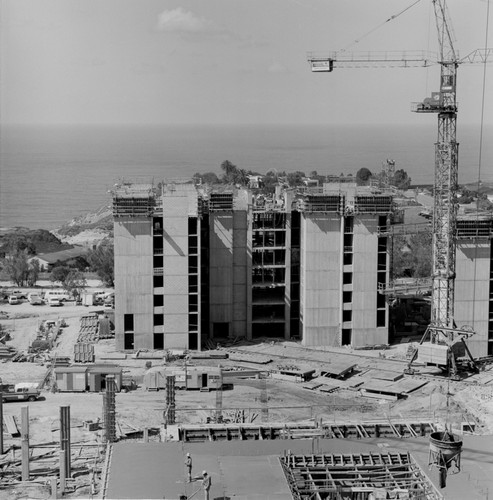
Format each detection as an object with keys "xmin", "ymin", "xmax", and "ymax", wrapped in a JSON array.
[
  {"xmin": 55, "ymin": 366, "xmax": 89, "ymax": 392},
  {"xmin": 144, "ymin": 366, "xmax": 223, "ymax": 391},
  {"xmin": 55, "ymin": 364, "xmax": 123, "ymax": 392}
]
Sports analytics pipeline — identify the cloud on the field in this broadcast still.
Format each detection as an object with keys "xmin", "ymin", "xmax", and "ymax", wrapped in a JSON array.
[{"xmin": 157, "ymin": 8, "xmax": 212, "ymax": 34}]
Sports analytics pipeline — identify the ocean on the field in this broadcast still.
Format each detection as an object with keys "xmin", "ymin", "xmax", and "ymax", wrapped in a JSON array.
[{"xmin": 1, "ymin": 123, "xmax": 491, "ymax": 230}]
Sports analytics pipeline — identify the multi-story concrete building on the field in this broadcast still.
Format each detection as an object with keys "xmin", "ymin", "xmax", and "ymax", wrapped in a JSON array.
[
  {"xmin": 112, "ymin": 179, "xmax": 396, "ymax": 351},
  {"xmin": 455, "ymin": 215, "xmax": 493, "ymax": 357}
]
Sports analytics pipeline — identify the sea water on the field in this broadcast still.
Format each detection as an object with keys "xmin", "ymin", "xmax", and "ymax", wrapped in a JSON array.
[{"xmin": 0, "ymin": 123, "xmax": 491, "ymax": 230}]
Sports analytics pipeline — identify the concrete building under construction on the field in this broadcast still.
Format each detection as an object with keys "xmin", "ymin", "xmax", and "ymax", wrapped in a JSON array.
[{"xmin": 112, "ymin": 178, "xmax": 395, "ymax": 351}]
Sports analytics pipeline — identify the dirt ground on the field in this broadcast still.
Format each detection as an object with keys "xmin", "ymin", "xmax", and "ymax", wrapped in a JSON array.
[{"xmin": 1, "ymin": 280, "xmax": 493, "ymax": 498}]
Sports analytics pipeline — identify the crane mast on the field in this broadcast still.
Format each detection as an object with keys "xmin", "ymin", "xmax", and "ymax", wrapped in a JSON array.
[{"xmin": 424, "ymin": 0, "xmax": 459, "ymax": 332}]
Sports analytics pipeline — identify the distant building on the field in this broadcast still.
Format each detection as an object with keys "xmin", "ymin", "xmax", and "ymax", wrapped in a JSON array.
[
  {"xmin": 29, "ymin": 246, "xmax": 89, "ymax": 271},
  {"xmin": 112, "ymin": 179, "xmax": 396, "ymax": 351}
]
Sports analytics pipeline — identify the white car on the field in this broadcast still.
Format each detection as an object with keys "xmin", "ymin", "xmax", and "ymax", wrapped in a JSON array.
[
  {"xmin": 47, "ymin": 297, "xmax": 62, "ymax": 307},
  {"xmin": 27, "ymin": 293, "xmax": 43, "ymax": 305},
  {"xmin": 8, "ymin": 295, "xmax": 19, "ymax": 305}
]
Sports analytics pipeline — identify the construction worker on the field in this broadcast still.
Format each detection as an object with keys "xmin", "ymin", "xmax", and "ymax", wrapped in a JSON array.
[
  {"xmin": 184, "ymin": 452, "xmax": 192, "ymax": 482},
  {"xmin": 202, "ymin": 470, "xmax": 211, "ymax": 500}
]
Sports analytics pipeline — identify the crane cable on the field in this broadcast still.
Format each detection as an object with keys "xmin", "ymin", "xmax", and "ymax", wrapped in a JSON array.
[
  {"xmin": 470, "ymin": 0, "xmax": 490, "ymax": 335},
  {"xmin": 340, "ymin": 0, "xmax": 422, "ymax": 53}
]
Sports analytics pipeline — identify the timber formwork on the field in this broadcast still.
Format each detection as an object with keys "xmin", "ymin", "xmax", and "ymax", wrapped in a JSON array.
[
  {"xmin": 178, "ymin": 420, "xmax": 438, "ymax": 442},
  {"xmin": 298, "ymin": 194, "xmax": 344, "ymax": 213},
  {"xmin": 209, "ymin": 192, "xmax": 234, "ymax": 211},
  {"xmin": 456, "ymin": 217, "xmax": 493, "ymax": 239},
  {"xmin": 280, "ymin": 452, "xmax": 442, "ymax": 500},
  {"xmin": 354, "ymin": 195, "xmax": 393, "ymax": 214},
  {"xmin": 112, "ymin": 184, "xmax": 157, "ymax": 218}
]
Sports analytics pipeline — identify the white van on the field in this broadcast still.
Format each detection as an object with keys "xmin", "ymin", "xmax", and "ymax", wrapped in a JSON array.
[{"xmin": 44, "ymin": 290, "xmax": 71, "ymax": 302}]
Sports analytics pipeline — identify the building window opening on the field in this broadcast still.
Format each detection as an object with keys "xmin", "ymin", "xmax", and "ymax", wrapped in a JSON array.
[
  {"xmin": 124, "ymin": 314, "xmax": 134, "ymax": 332},
  {"xmin": 153, "ymin": 333, "xmax": 164, "ymax": 350},
  {"xmin": 341, "ymin": 329, "xmax": 352, "ymax": 346},
  {"xmin": 124, "ymin": 333, "xmax": 134, "ymax": 350}
]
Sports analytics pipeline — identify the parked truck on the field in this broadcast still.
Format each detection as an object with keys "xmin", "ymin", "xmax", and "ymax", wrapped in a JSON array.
[{"xmin": 0, "ymin": 384, "xmax": 41, "ymax": 402}]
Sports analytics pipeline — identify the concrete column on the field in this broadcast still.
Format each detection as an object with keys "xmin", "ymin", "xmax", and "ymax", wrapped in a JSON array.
[
  {"xmin": 60, "ymin": 406, "xmax": 71, "ymax": 477},
  {"xmin": 59, "ymin": 450, "xmax": 66, "ymax": 494},
  {"xmin": 143, "ymin": 427, "xmax": 148, "ymax": 443},
  {"xmin": 21, "ymin": 406, "xmax": 29, "ymax": 481}
]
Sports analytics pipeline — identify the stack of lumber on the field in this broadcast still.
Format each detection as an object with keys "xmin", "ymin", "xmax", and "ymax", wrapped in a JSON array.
[
  {"xmin": 77, "ymin": 315, "xmax": 100, "ymax": 343},
  {"xmin": 0, "ymin": 345, "xmax": 16, "ymax": 359}
]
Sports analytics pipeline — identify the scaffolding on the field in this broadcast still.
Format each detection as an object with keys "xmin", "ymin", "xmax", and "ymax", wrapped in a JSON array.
[
  {"xmin": 102, "ymin": 375, "xmax": 117, "ymax": 443},
  {"xmin": 280, "ymin": 452, "xmax": 443, "ymax": 500},
  {"xmin": 456, "ymin": 217, "xmax": 493, "ymax": 239},
  {"xmin": 298, "ymin": 194, "xmax": 344, "ymax": 213},
  {"xmin": 209, "ymin": 192, "xmax": 234, "ymax": 211},
  {"xmin": 112, "ymin": 183, "xmax": 157, "ymax": 218},
  {"xmin": 354, "ymin": 195, "xmax": 393, "ymax": 214}
]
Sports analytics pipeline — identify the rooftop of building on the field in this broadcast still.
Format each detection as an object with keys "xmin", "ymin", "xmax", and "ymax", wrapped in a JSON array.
[{"xmin": 103, "ymin": 434, "xmax": 493, "ymax": 500}]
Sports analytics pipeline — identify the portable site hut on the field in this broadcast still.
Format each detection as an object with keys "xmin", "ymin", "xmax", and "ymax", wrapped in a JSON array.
[
  {"xmin": 144, "ymin": 366, "xmax": 223, "ymax": 391},
  {"xmin": 87, "ymin": 364, "xmax": 123, "ymax": 392},
  {"xmin": 55, "ymin": 366, "xmax": 88, "ymax": 392}
]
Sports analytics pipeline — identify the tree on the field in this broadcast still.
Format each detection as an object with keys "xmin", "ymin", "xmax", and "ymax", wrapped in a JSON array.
[
  {"xmin": 2, "ymin": 250, "xmax": 31, "ymax": 286},
  {"xmin": 63, "ymin": 270, "xmax": 87, "ymax": 301},
  {"xmin": 51, "ymin": 266, "xmax": 72, "ymax": 286},
  {"xmin": 356, "ymin": 168, "xmax": 372, "ymax": 185},
  {"xmin": 27, "ymin": 259, "xmax": 40, "ymax": 287},
  {"xmin": 193, "ymin": 172, "xmax": 220, "ymax": 185},
  {"xmin": 220, "ymin": 160, "xmax": 238, "ymax": 184},
  {"xmin": 87, "ymin": 243, "xmax": 114, "ymax": 287},
  {"xmin": 392, "ymin": 169, "xmax": 412, "ymax": 190},
  {"xmin": 286, "ymin": 171, "xmax": 305, "ymax": 187},
  {"xmin": 392, "ymin": 232, "xmax": 432, "ymax": 279}
]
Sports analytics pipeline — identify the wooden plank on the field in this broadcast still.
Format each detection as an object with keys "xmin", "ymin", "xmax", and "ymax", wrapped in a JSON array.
[{"xmin": 4, "ymin": 415, "xmax": 19, "ymax": 436}]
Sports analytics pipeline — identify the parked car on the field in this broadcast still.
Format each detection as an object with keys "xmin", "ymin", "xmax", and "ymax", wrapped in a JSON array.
[
  {"xmin": 47, "ymin": 297, "xmax": 62, "ymax": 307},
  {"xmin": 10, "ymin": 290, "xmax": 27, "ymax": 300},
  {"xmin": 8, "ymin": 295, "xmax": 19, "ymax": 305},
  {"xmin": 27, "ymin": 292, "xmax": 43, "ymax": 305}
]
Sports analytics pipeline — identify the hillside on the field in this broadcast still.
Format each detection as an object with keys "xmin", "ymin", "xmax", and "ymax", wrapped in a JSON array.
[
  {"xmin": 0, "ymin": 228, "xmax": 72, "ymax": 255},
  {"xmin": 53, "ymin": 205, "xmax": 113, "ymax": 246}
]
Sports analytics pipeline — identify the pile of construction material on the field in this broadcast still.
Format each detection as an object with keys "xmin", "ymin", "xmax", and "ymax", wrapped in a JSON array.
[
  {"xmin": 77, "ymin": 315, "xmax": 99, "ymax": 342},
  {"xmin": 29, "ymin": 320, "xmax": 64, "ymax": 353},
  {"xmin": 0, "ymin": 344, "xmax": 17, "ymax": 360},
  {"xmin": 74, "ymin": 342, "xmax": 95, "ymax": 363},
  {"xmin": 77, "ymin": 314, "xmax": 114, "ymax": 343}
]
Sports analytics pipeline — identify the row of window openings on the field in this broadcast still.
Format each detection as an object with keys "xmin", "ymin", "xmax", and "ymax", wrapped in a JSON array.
[
  {"xmin": 253, "ymin": 212, "xmax": 287, "ymax": 229},
  {"xmin": 153, "ymin": 255, "xmax": 199, "ymax": 272},
  {"xmin": 153, "ymin": 275, "xmax": 200, "ymax": 289},
  {"xmin": 342, "ymin": 310, "xmax": 386, "ymax": 326},
  {"xmin": 253, "ymin": 231, "xmax": 286, "ymax": 248},
  {"xmin": 153, "ymin": 237, "xmax": 199, "ymax": 255},
  {"xmin": 253, "ymin": 250, "xmax": 286, "ymax": 266},
  {"xmin": 152, "ymin": 313, "xmax": 198, "ymax": 330}
]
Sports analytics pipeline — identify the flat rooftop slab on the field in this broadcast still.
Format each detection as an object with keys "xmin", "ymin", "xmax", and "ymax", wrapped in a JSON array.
[{"xmin": 104, "ymin": 435, "xmax": 493, "ymax": 500}]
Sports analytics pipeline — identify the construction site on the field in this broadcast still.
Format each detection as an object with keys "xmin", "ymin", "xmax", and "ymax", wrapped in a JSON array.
[{"xmin": 2, "ymin": 0, "xmax": 493, "ymax": 499}]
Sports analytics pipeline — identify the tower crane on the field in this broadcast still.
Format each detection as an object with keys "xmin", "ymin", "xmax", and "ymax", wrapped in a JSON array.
[{"xmin": 308, "ymin": 0, "xmax": 491, "ymax": 379}]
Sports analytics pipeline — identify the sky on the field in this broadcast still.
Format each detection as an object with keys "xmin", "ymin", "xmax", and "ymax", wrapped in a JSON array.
[{"xmin": 0, "ymin": 0, "xmax": 491, "ymax": 126}]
